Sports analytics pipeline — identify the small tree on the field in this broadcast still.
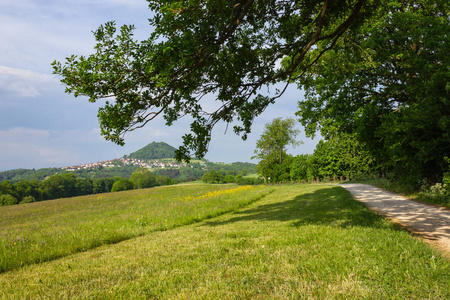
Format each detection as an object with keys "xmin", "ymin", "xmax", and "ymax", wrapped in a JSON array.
[
  {"xmin": 0, "ymin": 194, "xmax": 18, "ymax": 206},
  {"xmin": 223, "ymin": 175, "xmax": 235, "ymax": 183},
  {"xmin": 201, "ymin": 170, "xmax": 224, "ymax": 184},
  {"xmin": 253, "ymin": 118, "xmax": 301, "ymax": 182},
  {"xmin": 20, "ymin": 196, "xmax": 36, "ymax": 204},
  {"xmin": 111, "ymin": 178, "xmax": 134, "ymax": 192},
  {"xmin": 130, "ymin": 168, "xmax": 156, "ymax": 189}
]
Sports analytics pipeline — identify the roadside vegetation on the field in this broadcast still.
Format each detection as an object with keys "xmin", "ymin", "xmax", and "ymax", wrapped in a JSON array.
[
  {"xmin": 0, "ymin": 184, "xmax": 448, "ymax": 298},
  {"xmin": 356, "ymin": 177, "xmax": 450, "ymax": 209}
]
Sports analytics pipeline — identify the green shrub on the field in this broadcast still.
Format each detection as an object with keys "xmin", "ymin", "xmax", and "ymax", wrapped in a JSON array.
[
  {"xmin": 111, "ymin": 179, "xmax": 135, "ymax": 192},
  {"xmin": 223, "ymin": 175, "xmax": 235, "ymax": 183},
  {"xmin": 443, "ymin": 172, "xmax": 450, "ymax": 196},
  {"xmin": 201, "ymin": 170, "xmax": 224, "ymax": 183},
  {"xmin": 443, "ymin": 157, "xmax": 450, "ymax": 196},
  {"xmin": 20, "ymin": 196, "xmax": 36, "ymax": 204},
  {"xmin": 236, "ymin": 176, "xmax": 264, "ymax": 185},
  {"xmin": 0, "ymin": 194, "xmax": 18, "ymax": 206},
  {"xmin": 130, "ymin": 168, "xmax": 156, "ymax": 189},
  {"xmin": 417, "ymin": 183, "xmax": 449, "ymax": 206}
]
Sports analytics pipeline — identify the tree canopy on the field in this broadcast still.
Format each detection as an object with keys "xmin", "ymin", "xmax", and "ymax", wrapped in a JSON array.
[
  {"xmin": 293, "ymin": 0, "xmax": 449, "ymax": 184},
  {"xmin": 253, "ymin": 117, "xmax": 300, "ymax": 164},
  {"xmin": 52, "ymin": 0, "xmax": 377, "ymax": 161}
]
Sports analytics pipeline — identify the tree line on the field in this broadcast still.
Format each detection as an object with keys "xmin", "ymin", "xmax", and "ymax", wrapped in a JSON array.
[
  {"xmin": 0, "ymin": 161, "xmax": 258, "ymax": 206},
  {"xmin": 253, "ymin": 118, "xmax": 384, "ymax": 184},
  {"xmin": 0, "ymin": 169, "xmax": 173, "ymax": 207},
  {"xmin": 201, "ymin": 170, "xmax": 264, "ymax": 185}
]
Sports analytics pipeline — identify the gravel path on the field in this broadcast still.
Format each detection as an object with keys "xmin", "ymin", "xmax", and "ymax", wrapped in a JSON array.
[{"xmin": 340, "ymin": 183, "xmax": 450, "ymax": 255}]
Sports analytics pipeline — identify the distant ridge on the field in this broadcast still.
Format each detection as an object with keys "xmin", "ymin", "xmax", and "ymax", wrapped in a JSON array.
[
  {"xmin": 127, "ymin": 142, "xmax": 176, "ymax": 160},
  {"xmin": 0, "ymin": 141, "xmax": 256, "ymax": 183}
]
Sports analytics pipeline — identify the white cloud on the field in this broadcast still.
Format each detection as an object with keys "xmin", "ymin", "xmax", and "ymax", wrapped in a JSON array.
[
  {"xmin": 0, "ymin": 128, "xmax": 77, "ymax": 169},
  {"xmin": 0, "ymin": 66, "xmax": 57, "ymax": 98},
  {"xmin": 0, "ymin": 126, "xmax": 157, "ymax": 170}
]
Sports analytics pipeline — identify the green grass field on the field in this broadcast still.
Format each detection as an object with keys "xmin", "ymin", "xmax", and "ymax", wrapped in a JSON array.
[
  {"xmin": 0, "ymin": 183, "xmax": 449, "ymax": 299},
  {"xmin": 0, "ymin": 184, "xmax": 269, "ymax": 273}
]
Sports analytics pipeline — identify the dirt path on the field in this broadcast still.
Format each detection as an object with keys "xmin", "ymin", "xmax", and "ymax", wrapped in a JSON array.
[{"xmin": 340, "ymin": 183, "xmax": 450, "ymax": 255}]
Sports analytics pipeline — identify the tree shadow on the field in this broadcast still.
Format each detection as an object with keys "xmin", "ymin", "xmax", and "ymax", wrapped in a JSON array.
[{"xmin": 203, "ymin": 186, "xmax": 395, "ymax": 230}]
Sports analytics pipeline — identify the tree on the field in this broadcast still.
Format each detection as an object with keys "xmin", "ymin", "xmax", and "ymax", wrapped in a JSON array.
[
  {"xmin": 75, "ymin": 178, "xmax": 94, "ymax": 196},
  {"xmin": 223, "ymin": 174, "xmax": 235, "ymax": 183},
  {"xmin": 154, "ymin": 174, "xmax": 173, "ymax": 186},
  {"xmin": 0, "ymin": 180, "xmax": 18, "ymax": 200},
  {"xmin": 254, "ymin": 117, "xmax": 300, "ymax": 164},
  {"xmin": 111, "ymin": 178, "xmax": 135, "ymax": 192},
  {"xmin": 0, "ymin": 194, "xmax": 18, "ymax": 207},
  {"xmin": 93, "ymin": 177, "xmax": 121, "ymax": 194},
  {"xmin": 130, "ymin": 168, "xmax": 157, "ymax": 189},
  {"xmin": 253, "ymin": 117, "xmax": 300, "ymax": 182},
  {"xmin": 52, "ymin": 0, "xmax": 377, "ymax": 161},
  {"xmin": 20, "ymin": 196, "xmax": 36, "ymax": 204},
  {"xmin": 293, "ymin": 0, "xmax": 449, "ymax": 185},
  {"xmin": 40, "ymin": 174, "xmax": 79, "ymax": 200},
  {"xmin": 13, "ymin": 180, "xmax": 42, "ymax": 202},
  {"xmin": 308, "ymin": 133, "xmax": 376, "ymax": 181},
  {"xmin": 290, "ymin": 154, "xmax": 310, "ymax": 182},
  {"xmin": 201, "ymin": 170, "xmax": 224, "ymax": 183}
]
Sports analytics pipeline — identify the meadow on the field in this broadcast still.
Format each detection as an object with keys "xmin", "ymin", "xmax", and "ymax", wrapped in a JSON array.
[
  {"xmin": 0, "ymin": 183, "xmax": 449, "ymax": 299},
  {"xmin": 0, "ymin": 183, "xmax": 270, "ymax": 273}
]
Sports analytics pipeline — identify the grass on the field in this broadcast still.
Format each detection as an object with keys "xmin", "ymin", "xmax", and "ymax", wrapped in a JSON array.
[
  {"xmin": 0, "ymin": 184, "xmax": 270, "ymax": 273},
  {"xmin": 0, "ymin": 183, "xmax": 449, "ymax": 299},
  {"xmin": 243, "ymin": 173, "xmax": 261, "ymax": 178}
]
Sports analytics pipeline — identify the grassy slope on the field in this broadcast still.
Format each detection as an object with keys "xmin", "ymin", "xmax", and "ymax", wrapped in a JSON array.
[
  {"xmin": 1, "ymin": 184, "xmax": 449, "ymax": 299},
  {"xmin": 0, "ymin": 184, "xmax": 269, "ymax": 273}
]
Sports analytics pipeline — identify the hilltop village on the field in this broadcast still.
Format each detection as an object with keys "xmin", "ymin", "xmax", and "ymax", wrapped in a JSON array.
[{"xmin": 61, "ymin": 156, "xmax": 190, "ymax": 172}]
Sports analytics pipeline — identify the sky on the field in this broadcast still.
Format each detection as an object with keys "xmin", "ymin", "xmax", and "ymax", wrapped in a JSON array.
[{"xmin": 0, "ymin": 0, "xmax": 319, "ymax": 171}]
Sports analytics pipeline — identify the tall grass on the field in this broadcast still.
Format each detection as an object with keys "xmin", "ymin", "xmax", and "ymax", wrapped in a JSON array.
[
  {"xmin": 0, "ymin": 184, "xmax": 448, "ymax": 299},
  {"xmin": 0, "ymin": 184, "xmax": 270, "ymax": 273}
]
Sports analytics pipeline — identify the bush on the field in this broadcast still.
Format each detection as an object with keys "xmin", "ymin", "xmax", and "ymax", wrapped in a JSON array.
[
  {"xmin": 223, "ymin": 175, "xmax": 235, "ymax": 183},
  {"xmin": 236, "ymin": 176, "xmax": 264, "ymax": 185},
  {"xmin": 202, "ymin": 170, "xmax": 224, "ymax": 183},
  {"xmin": 417, "ymin": 183, "xmax": 449, "ymax": 206},
  {"xmin": 20, "ymin": 196, "xmax": 36, "ymax": 204},
  {"xmin": 443, "ymin": 172, "xmax": 450, "ymax": 196},
  {"xmin": 130, "ymin": 168, "xmax": 156, "ymax": 189},
  {"xmin": 111, "ymin": 179, "xmax": 135, "ymax": 192},
  {"xmin": 0, "ymin": 194, "xmax": 18, "ymax": 206}
]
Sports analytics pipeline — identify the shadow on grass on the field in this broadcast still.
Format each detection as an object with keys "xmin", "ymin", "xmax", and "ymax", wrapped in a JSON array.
[{"xmin": 203, "ymin": 186, "xmax": 395, "ymax": 229}]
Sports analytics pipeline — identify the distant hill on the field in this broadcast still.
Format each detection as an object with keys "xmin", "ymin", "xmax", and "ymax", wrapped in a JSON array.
[
  {"xmin": 128, "ymin": 142, "xmax": 176, "ymax": 160},
  {"xmin": 0, "ymin": 141, "xmax": 256, "ymax": 183}
]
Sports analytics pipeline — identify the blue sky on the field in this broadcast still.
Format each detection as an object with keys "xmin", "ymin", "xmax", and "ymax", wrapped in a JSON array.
[{"xmin": 0, "ymin": 0, "xmax": 319, "ymax": 171}]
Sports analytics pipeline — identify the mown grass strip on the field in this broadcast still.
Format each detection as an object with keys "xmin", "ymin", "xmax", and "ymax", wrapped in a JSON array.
[
  {"xmin": 0, "ymin": 184, "xmax": 270, "ymax": 273},
  {"xmin": 0, "ymin": 184, "xmax": 448, "ymax": 299}
]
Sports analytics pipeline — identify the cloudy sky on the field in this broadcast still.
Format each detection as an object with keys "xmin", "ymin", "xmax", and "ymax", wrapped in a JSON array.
[{"xmin": 0, "ymin": 0, "xmax": 319, "ymax": 171}]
